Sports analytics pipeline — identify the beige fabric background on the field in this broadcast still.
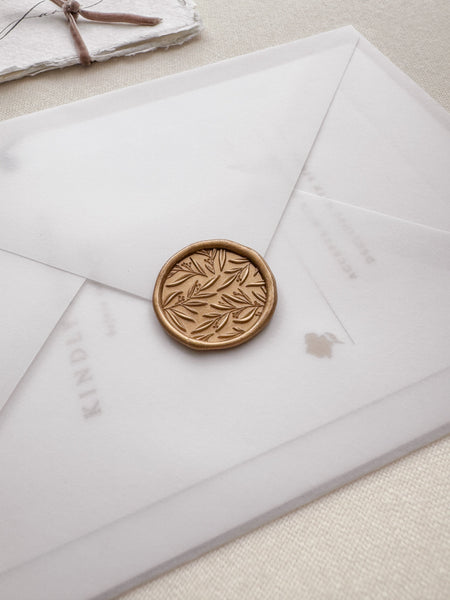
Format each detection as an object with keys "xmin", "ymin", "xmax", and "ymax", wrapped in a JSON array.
[{"xmin": 1, "ymin": 1, "xmax": 449, "ymax": 598}]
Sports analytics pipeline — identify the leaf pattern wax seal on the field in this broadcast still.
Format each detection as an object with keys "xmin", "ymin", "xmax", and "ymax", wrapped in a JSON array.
[{"xmin": 153, "ymin": 240, "xmax": 277, "ymax": 350}]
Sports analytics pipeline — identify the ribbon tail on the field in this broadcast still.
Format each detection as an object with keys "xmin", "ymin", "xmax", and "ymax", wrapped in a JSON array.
[
  {"xmin": 66, "ymin": 11, "xmax": 91, "ymax": 66},
  {"xmin": 79, "ymin": 9, "xmax": 161, "ymax": 26}
]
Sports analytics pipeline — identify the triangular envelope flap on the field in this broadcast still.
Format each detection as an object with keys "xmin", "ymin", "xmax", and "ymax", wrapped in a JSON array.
[
  {"xmin": 298, "ymin": 37, "xmax": 450, "ymax": 232},
  {"xmin": 0, "ymin": 250, "xmax": 83, "ymax": 411},
  {"xmin": 279, "ymin": 190, "xmax": 450, "ymax": 385},
  {"xmin": 0, "ymin": 30, "xmax": 358, "ymax": 299}
]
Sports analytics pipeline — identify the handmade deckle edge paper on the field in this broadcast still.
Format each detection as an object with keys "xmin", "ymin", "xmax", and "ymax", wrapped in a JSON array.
[{"xmin": 0, "ymin": 0, "xmax": 202, "ymax": 82}]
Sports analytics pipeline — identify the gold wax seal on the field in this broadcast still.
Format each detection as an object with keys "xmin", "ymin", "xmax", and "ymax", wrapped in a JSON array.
[{"xmin": 153, "ymin": 240, "xmax": 277, "ymax": 350}]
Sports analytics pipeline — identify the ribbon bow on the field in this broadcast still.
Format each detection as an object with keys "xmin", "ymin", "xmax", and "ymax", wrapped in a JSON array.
[{"xmin": 49, "ymin": 0, "xmax": 162, "ymax": 66}]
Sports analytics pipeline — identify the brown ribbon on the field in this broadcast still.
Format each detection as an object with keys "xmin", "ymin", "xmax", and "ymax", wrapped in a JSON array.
[{"xmin": 49, "ymin": 0, "xmax": 161, "ymax": 66}]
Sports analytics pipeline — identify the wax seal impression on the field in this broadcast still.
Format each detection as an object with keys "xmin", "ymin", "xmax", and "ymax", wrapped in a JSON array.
[{"xmin": 153, "ymin": 240, "xmax": 277, "ymax": 350}]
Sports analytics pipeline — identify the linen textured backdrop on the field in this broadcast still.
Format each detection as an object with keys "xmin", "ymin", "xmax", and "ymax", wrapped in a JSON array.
[{"xmin": 0, "ymin": 1, "xmax": 449, "ymax": 599}]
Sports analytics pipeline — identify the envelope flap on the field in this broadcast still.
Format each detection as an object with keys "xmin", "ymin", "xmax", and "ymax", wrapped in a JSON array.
[
  {"xmin": 0, "ymin": 28, "xmax": 358, "ymax": 299},
  {"xmin": 283, "ymin": 190, "xmax": 450, "ymax": 383},
  {"xmin": 0, "ymin": 251, "xmax": 83, "ymax": 411},
  {"xmin": 298, "ymin": 33, "xmax": 450, "ymax": 232}
]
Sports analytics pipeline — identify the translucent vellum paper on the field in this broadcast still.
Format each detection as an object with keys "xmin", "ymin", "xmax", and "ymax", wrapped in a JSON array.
[
  {"xmin": 0, "ymin": 27, "xmax": 449, "ymax": 600},
  {"xmin": 0, "ymin": 27, "xmax": 358, "ymax": 412},
  {"xmin": 1, "ymin": 190, "xmax": 449, "ymax": 574}
]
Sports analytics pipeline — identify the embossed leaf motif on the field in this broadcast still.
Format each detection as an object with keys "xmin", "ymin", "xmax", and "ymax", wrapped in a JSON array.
[{"xmin": 161, "ymin": 248, "xmax": 268, "ymax": 343}]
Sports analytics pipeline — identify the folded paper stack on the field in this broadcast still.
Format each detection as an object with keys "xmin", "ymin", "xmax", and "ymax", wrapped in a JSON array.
[
  {"xmin": 0, "ymin": 0, "xmax": 201, "ymax": 82},
  {"xmin": 0, "ymin": 26, "xmax": 449, "ymax": 600}
]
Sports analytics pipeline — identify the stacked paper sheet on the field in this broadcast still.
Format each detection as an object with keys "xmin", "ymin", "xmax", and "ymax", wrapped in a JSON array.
[{"xmin": 0, "ymin": 0, "xmax": 201, "ymax": 82}]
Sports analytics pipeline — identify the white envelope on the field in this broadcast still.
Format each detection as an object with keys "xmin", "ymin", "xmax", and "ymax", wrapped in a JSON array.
[{"xmin": 0, "ymin": 26, "xmax": 449, "ymax": 600}]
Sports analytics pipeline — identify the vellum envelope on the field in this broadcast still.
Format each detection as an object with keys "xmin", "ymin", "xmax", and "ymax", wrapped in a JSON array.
[{"xmin": 0, "ymin": 27, "xmax": 449, "ymax": 600}]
